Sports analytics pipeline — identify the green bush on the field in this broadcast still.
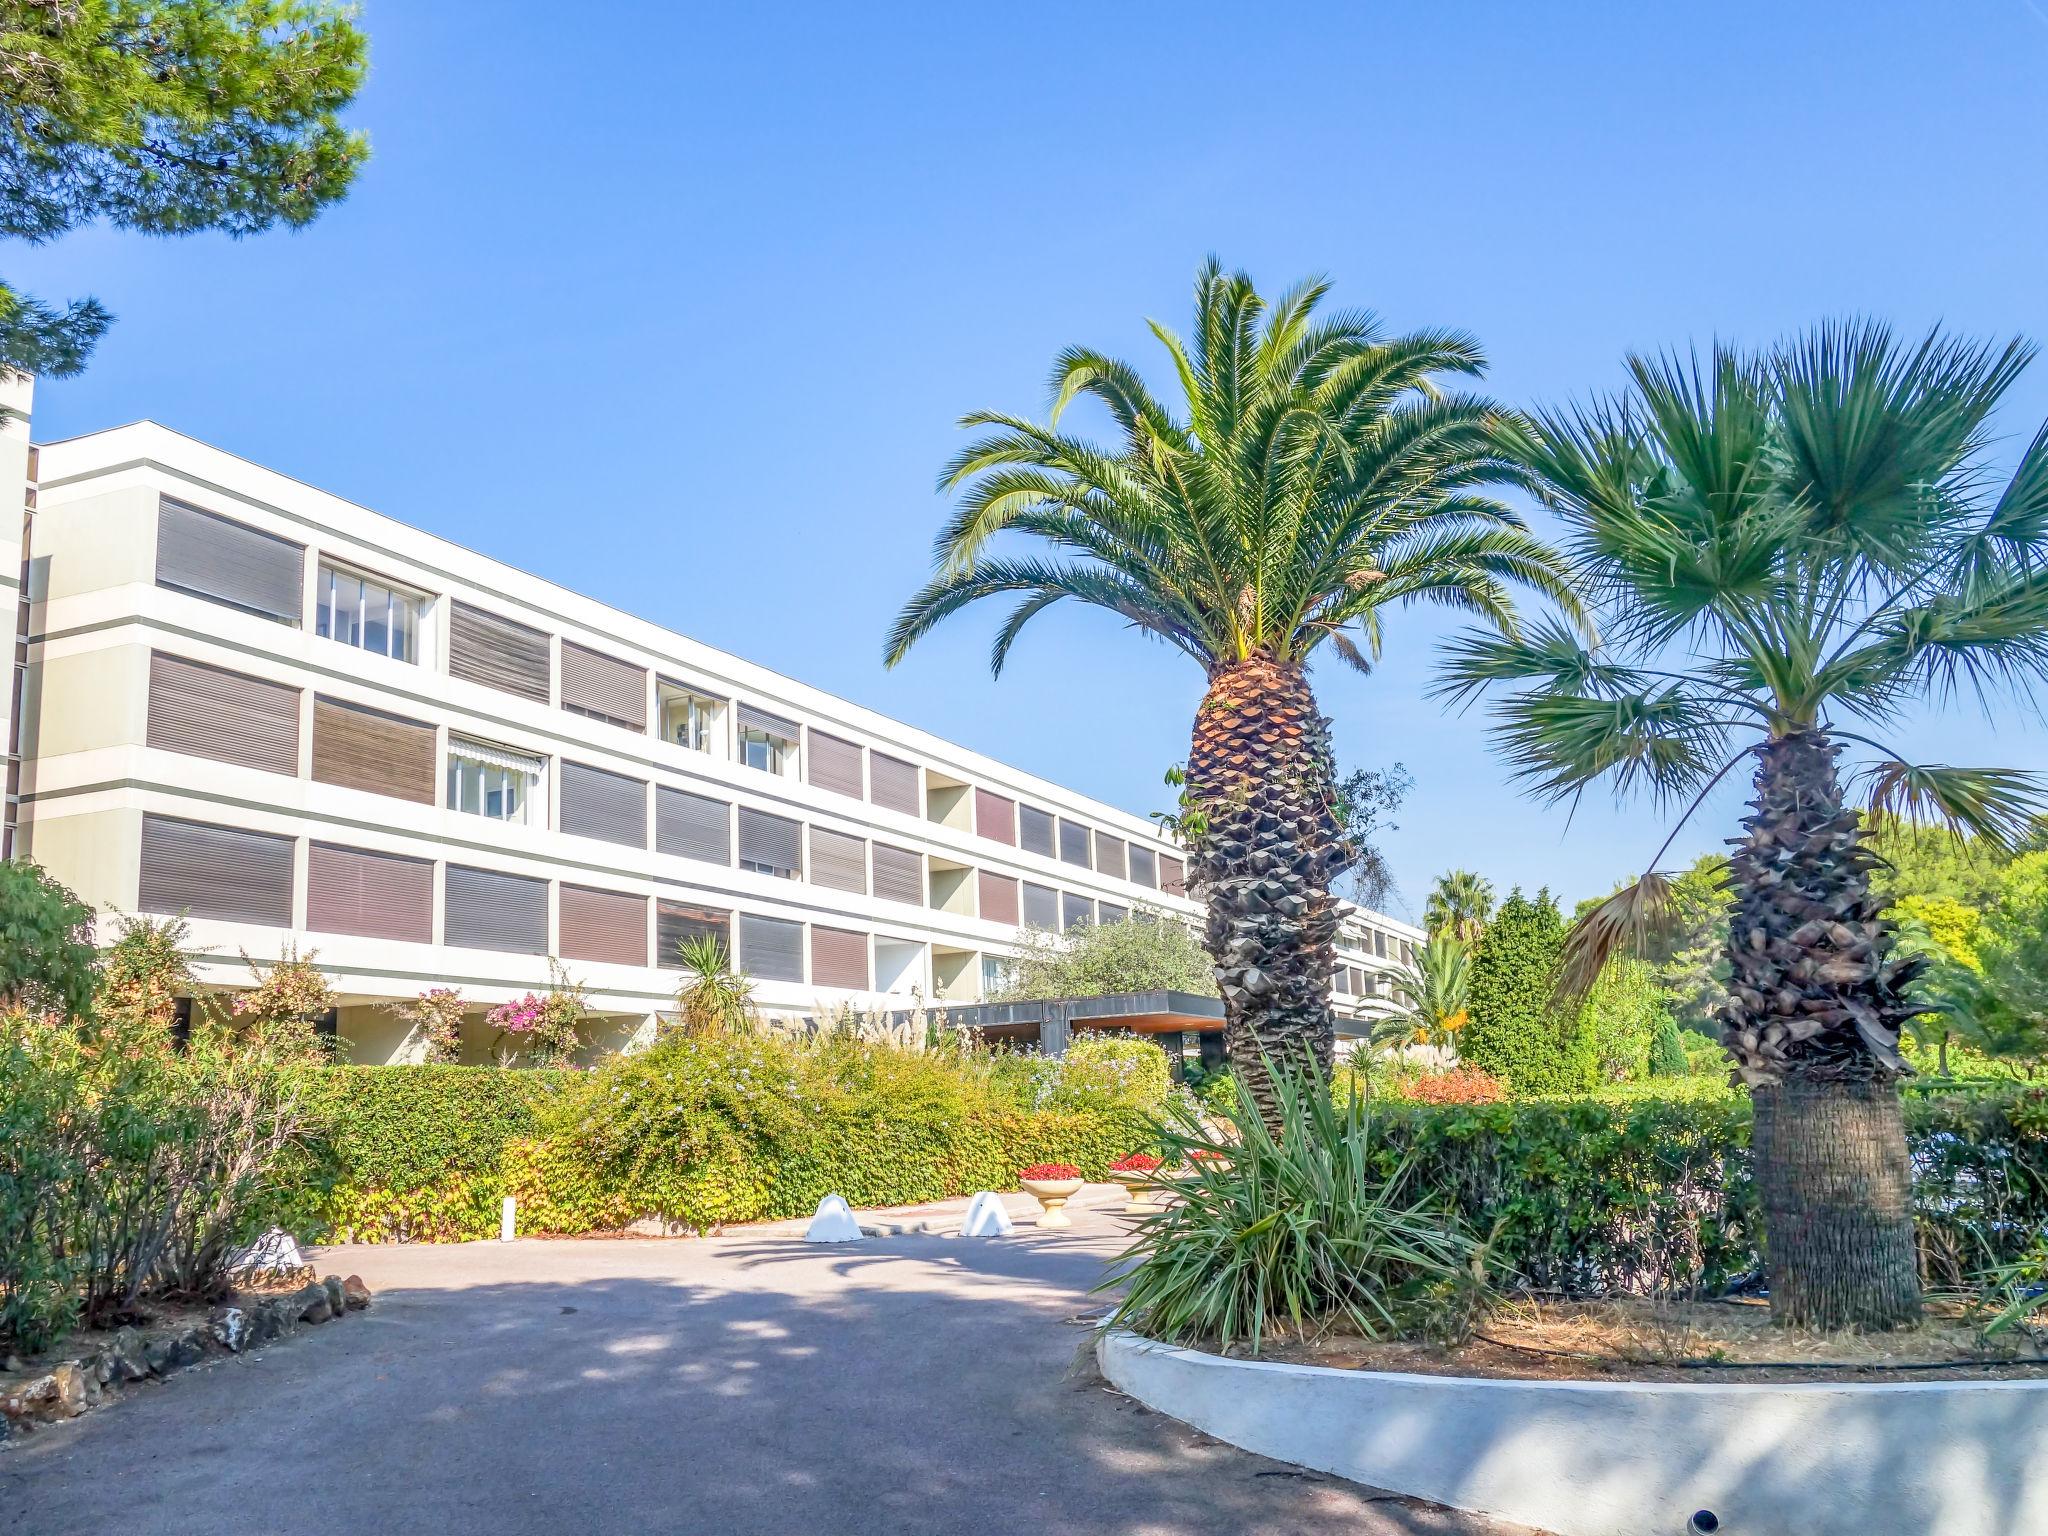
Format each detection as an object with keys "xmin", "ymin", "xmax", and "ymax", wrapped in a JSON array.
[
  {"xmin": 0, "ymin": 860, "xmax": 98, "ymax": 1019},
  {"xmin": 1462, "ymin": 888, "xmax": 1594, "ymax": 1095},
  {"xmin": 279, "ymin": 1037, "xmax": 1155, "ymax": 1242},
  {"xmin": 1648, "ymin": 1015, "xmax": 1691, "ymax": 1077},
  {"xmin": 1038, "ymin": 1034, "xmax": 1172, "ymax": 1114}
]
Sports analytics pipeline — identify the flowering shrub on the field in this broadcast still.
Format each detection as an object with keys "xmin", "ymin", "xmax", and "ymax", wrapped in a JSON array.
[
  {"xmin": 1110, "ymin": 1152, "xmax": 1162, "ymax": 1174},
  {"xmin": 486, "ymin": 964, "xmax": 586, "ymax": 1067},
  {"xmin": 1389, "ymin": 1065, "xmax": 1507, "ymax": 1106},
  {"xmin": 392, "ymin": 988, "xmax": 465, "ymax": 1064},
  {"xmin": 1019, "ymin": 1162, "xmax": 1082, "ymax": 1181},
  {"xmin": 231, "ymin": 945, "xmax": 337, "ymax": 1061}
]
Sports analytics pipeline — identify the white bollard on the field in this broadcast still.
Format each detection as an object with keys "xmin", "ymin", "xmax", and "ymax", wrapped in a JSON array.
[
  {"xmin": 804, "ymin": 1194, "xmax": 864, "ymax": 1243},
  {"xmin": 501, "ymin": 1195, "xmax": 516, "ymax": 1243},
  {"xmin": 960, "ymin": 1191, "xmax": 1014, "ymax": 1237}
]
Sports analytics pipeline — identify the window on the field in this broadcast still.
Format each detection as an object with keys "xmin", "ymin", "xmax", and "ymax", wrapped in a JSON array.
[
  {"xmin": 560, "ymin": 761, "xmax": 648, "ymax": 847},
  {"xmin": 737, "ymin": 704, "xmax": 799, "ymax": 775},
  {"xmin": 1160, "ymin": 854, "xmax": 1187, "ymax": 897},
  {"xmin": 657, "ymin": 902, "xmax": 730, "ymax": 969},
  {"xmin": 139, "ymin": 814, "xmax": 294, "ymax": 927},
  {"xmin": 656, "ymin": 786, "xmax": 730, "ymax": 863},
  {"xmin": 1060, "ymin": 891, "xmax": 1095, "ymax": 932},
  {"xmin": 447, "ymin": 739, "xmax": 542, "ymax": 825},
  {"xmin": 448, "ymin": 601, "xmax": 551, "ymax": 704},
  {"xmin": 444, "ymin": 865, "xmax": 548, "ymax": 954},
  {"xmin": 872, "ymin": 843, "xmax": 923, "ymax": 904},
  {"xmin": 1019, "ymin": 805, "xmax": 1055, "ymax": 858},
  {"xmin": 1095, "ymin": 834, "xmax": 1128, "ymax": 881},
  {"xmin": 811, "ymin": 926, "xmax": 869, "ymax": 990},
  {"xmin": 738, "ymin": 913, "xmax": 804, "ymax": 983},
  {"xmin": 308, "ymin": 843, "xmax": 433, "ymax": 943},
  {"xmin": 1057, "ymin": 819, "xmax": 1092, "ymax": 869},
  {"xmin": 156, "ymin": 498, "xmax": 304, "ymax": 623},
  {"xmin": 148, "ymin": 653, "xmax": 300, "ymax": 775},
  {"xmin": 869, "ymin": 752, "xmax": 920, "ymax": 815},
  {"xmin": 977, "ymin": 870, "xmax": 1019, "ymax": 926},
  {"xmin": 657, "ymin": 679, "xmax": 721, "ymax": 754},
  {"xmin": 559, "ymin": 885, "xmax": 648, "ymax": 967},
  {"xmin": 1098, "ymin": 901, "xmax": 1128, "ymax": 925},
  {"xmin": 975, "ymin": 789, "xmax": 1016, "ymax": 844},
  {"xmin": 737, "ymin": 807, "xmax": 801, "ymax": 879},
  {"xmin": 314, "ymin": 697, "xmax": 436, "ymax": 804},
  {"xmin": 807, "ymin": 731, "xmax": 864, "ymax": 797},
  {"xmin": 316, "ymin": 562, "xmax": 424, "ymax": 663},
  {"xmin": 981, "ymin": 955, "xmax": 1011, "ymax": 997},
  {"xmin": 1129, "ymin": 846, "xmax": 1158, "ymax": 888},
  {"xmin": 561, "ymin": 641, "xmax": 646, "ymax": 730},
  {"xmin": 1022, "ymin": 881, "xmax": 1058, "ymax": 930}
]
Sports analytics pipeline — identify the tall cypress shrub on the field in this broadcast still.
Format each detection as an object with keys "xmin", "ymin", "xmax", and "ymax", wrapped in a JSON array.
[{"xmin": 1462, "ymin": 888, "xmax": 1593, "ymax": 1094}]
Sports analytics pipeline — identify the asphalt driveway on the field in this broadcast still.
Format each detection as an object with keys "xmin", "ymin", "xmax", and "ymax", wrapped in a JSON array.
[{"xmin": 1, "ymin": 1190, "xmax": 1538, "ymax": 1536}]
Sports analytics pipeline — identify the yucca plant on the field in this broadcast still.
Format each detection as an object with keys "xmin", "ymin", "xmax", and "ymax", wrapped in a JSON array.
[
  {"xmin": 887, "ymin": 259, "xmax": 1576, "ymax": 1122},
  {"xmin": 1102, "ymin": 1066, "xmax": 1485, "ymax": 1354},
  {"xmin": 1446, "ymin": 321, "xmax": 2048, "ymax": 1329},
  {"xmin": 672, "ymin": 935, "xmax": 754, "ymax": 1036}
]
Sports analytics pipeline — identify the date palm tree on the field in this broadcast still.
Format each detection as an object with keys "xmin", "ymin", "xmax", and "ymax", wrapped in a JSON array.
[
  {"xmin": 1424, "ymin": 869, "xmax": 1494, "ymax": 943},
  {"xmin": 1371, "ymin": 931, "xmax": 1472, "ymax": 1055},
  {"xmin": 1444, "ymin": 322, "xmax": 2048, "ymax": 1329},
  {"xmin": 886, "ymin": 259, "xmax": 1577, "ymax": 1121}
]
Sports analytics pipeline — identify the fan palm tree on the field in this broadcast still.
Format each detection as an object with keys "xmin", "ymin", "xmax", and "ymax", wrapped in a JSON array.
[
  {"xmin": 886, "ymin": 259, "xmax": 1577, "ymax": 1121},
  {"xmin": 1371, "ymin": 931, "xmax": 1472, "ymax": 1054},
  {"xmin": 1443, "ymin": 321, "xmax": 2048, "ymax": 1329},
  {"xmin": 1424, "ymin": 869, "xmax": 1494, "ymax": 943}
]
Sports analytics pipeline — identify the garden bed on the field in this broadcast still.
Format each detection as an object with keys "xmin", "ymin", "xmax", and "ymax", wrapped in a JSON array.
[{"xmin": 1254, "ymin": 1296, "xmax": 2048, "ymax": 1384}]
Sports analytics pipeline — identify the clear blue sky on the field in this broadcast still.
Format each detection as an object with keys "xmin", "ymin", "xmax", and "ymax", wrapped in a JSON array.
[{"xmin": 17, "ymin": 2, "xmax": 2048, "ymax": 918}]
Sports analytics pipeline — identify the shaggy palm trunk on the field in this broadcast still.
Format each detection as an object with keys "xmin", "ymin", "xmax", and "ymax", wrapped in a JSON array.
[
  {"xmin": 1721, "ymin": 730, "xmax": 1924, "ymax": 1330},
  {"xmin": 1184, "ymin": 652, "xmax": 1349, "ymax": 1126}
]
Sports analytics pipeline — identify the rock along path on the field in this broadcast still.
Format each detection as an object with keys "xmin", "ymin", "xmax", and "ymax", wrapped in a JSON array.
[{"xmin": 0, "ymin": 1187, "xmax": 1542, "ymax": 1536}]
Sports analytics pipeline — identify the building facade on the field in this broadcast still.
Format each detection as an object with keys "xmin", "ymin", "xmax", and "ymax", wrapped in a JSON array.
[{"xmin": 9, "ymin": 406, "xmax": 1422, "ymax": 1062}]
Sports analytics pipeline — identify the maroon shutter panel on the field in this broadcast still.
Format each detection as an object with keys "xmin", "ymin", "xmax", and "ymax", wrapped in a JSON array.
[
  {"xmin": 1160, "ymin": 854, "xmax": 1186, "ymax": 897},
  {"xmin": 977, "ymin": 870, "xmax": 1019, "ymax": 925},
  {"xmin": 559, "ymin": 884, "xmax": 648, "ymax": 966},
  {"xmin": 307, "ymin": 843, "xmax": 433, "ymax": 942},
  {"xmin": 974, "ymin": 789, "xmax": 1015, "ymax": 844},
  {"xmin": 810, "ymin": 926, "xmax": 869, "ymax": 989}
]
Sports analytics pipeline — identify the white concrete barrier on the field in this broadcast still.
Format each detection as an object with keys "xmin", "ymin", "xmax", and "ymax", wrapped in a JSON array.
[{"xmin": 1096, "ymin": 1327, "xmax": 2048, "ymax": 1536}]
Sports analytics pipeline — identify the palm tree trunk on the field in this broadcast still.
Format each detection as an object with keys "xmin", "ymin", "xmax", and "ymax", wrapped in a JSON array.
[
  {"xmin": 1184, "ymin": 651, "xmax": 1349, "ymax": 1125},
  {"xmin": 1721, "ymin": 729, "xmax": 1924, "ymax": 1329}
]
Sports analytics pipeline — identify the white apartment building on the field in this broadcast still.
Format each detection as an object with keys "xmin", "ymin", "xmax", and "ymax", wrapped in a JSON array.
[{"xmin": 7, "ymin": 400, "xmax": 1421, "ymax": 1063}]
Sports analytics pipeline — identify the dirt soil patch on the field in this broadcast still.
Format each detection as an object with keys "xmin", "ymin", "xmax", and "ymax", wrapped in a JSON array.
[{"xmin": 1254, "ymin": 1296, "xmax": 2048, "ymax": 1383}]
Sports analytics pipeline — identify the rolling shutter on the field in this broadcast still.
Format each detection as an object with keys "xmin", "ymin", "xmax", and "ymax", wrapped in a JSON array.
[
  {"xmin": 738, "ymin": 807, "xmax": 802, "ymax": 877},
  {"xmin": 312, "ymin": 696, "xmax": 437, "ymax": 804},
  {"xmin": 1373, "ymin": 929, "xmax": 1388, "ymax": 958},
  {"xmin": 449, "ymin": 601, "xmax": 551, "ymax": 704},
  {"xmin": 155, "ymin": 499, "xmax": 304, "ymax": 623},
  {"xmin": 657, "ymin": 902, "xmax": 730, "ymax": 968},
  {"xmin": 1022, "ymin": 881, "xmax": 1057, "ymax": 930},
  {"xmin": 148, "ymin": 652, "xmax": 300, "ymax": 774},
  {"xmin": 560, "ymin": 761, "xmax": 647, "ymax": 847},
  {"xmin": 1061, "ymin": 891, "xmax": 1095, "ymax": 931},
  {"xmin": 1057, "ymin": 819, "xmax": 1092, "ymax": 869},
  {"xmin": 139, "ymin": 814, "xmax": 294, "ymax": 926},
  {"xmin": 560, "ymin": 884, "xmax": 648, "ymax": 966},
  {"xmin": 1094, "ymin": 834, "xmax": 1128, "ymax": 882},
  {"xmin": 1019, "ymin": 805, "xmax": 1055, "ymax": 858},
  {"xmin": 444, "ymin": 865, "xmax": 548, "ymax": 953},
  {"xmin": 869, "ymin": 752, "xmax": 919, "ymax": 815},
  {"xmin": 307, "ymin": 843, "xmax": 432, "ymax": 942},
  {"xmin": 738, "ymin": 913, "xmax": 803, "ymax": 983},
  {"xmin": 655, "ymin": 787, "xmax": 730, "ymax": 863},
  {"xmin": 974, "ymin": 789, "xmax": 1015, "ymax": 844},
  {"xmin": 560, "ymin": 641, "xmax": 646, "ymax": 728},
  {"xmin": 1160, "ymin": 854, "xmax": 1186, "ymax": 897},
  {"xmin": 807, "ymin": 731, "xmax": 864, "ymax": 797},
  {"xmin": 977, "ymin": 870, "xmax": 1019, "ymax": 926},
  {"xmin": 1128, "ymin": 846, "xmax": 1157, "ymax": 888},
  {"xmin": 1098, "ymin": 901, "xmax": 1128, "ymax": 925},
  {"xmin": 737, "ymin": 703, "xmax": 799, "ymax": 741},
  {"xmin": 871, "ymin": 843, "xmax": 923, "ymax": 905},
  {"xmin": 810, "ymin": 926, "xmax": 869, "ymax": 990},
  {"xmin": 1334, "ymin": 966, "xmax": 1353, "ymax": 995},
  {"xmin": 808, "ymin": 826, "xmax": 867, "ymax": 893}
]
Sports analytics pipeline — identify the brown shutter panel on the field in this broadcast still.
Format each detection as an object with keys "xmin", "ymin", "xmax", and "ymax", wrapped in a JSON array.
[
  {"xmin": 560, "ymin": 884, "xmax": 648, "ymax": 966},
  {"xmin": 1160, "ymin": 854, "xmax": 1186, "ymax": 897},
  {"xmin": 307, "ymin": 843, "xmax": 432, "ymax": 942},
  {"xmin": 155, "ymin": 499, "xmax": 304, "ymax": 623},
  {"xmin": 869, "ymin": 752, "xmax": 920, "ymax": 815},
  {"xmin": 810, "ymin": 926, "xmax": 869, "ymax": 990},
  {"xmin": 560, "ymin": 641, "xmax": 646, "ymax": 729},
  {"xmin": 560, "ymin": 761, "xmax": 648, "ymax": 846},
  {"xmin": 148, "ymin": 652, "xmax": 300, "ymax": 774},
  {"xmin": 312, "ymin": 696, "xmax": 437, "ymax": 803},
  {"xmin": 139, "ymin": 814, "xmax": 294, "ymax": 926},
  {"xmin": 871, "ymin": 842, "xmax": 923, "ymax": 904},
  {"xmin": 974, "ymin": 789, "xmax": 1015, "ymax": 844},
  {"xmin": 977, "ymin": 870, "xmax": 1019, "ymax": 925},
  {"xmin": 657, "ymin": 901, "xmax": 730, "ymax": 968},
  {"xmin": 737, "ymin": 807, "xmax": 802, "ymax": 877},
  {"xmin": 808, "ymin": 826, "xmax": 867, "ymax": 893},
  {"xmin": 655, "ymin": 787, "xmax": 730, "ymax": 863},
  {"xmin": 806, "ymin": 731, "xmax": 864, "ymax": 797},
  {"xmin": 1094, "ymin": 834, "xmax": 1128, "ymax": 881},
  {"xmin": 448, "ymin": 601, "xmax": 552, "ymax": 703}
]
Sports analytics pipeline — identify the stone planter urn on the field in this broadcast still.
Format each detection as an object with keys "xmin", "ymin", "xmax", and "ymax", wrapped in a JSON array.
[
  {"xmin": 1109, "ymin": 1155, "xmax": 1165, "ymax": 1214},
  {"xmin": 1018, "ymin": 1166, "xmax": 1085, "ymax": 1228}
]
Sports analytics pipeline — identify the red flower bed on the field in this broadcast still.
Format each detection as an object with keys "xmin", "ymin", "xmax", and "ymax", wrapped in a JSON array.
[
  {"xmin": 1186, "ymin": 1147, "xmax": 1228, "ymax": 1162},
  {"xmin": 1017, "ymin": 1163, "xmax": 1082, "ymax": 1181},
  {"xmin": 1397, "ymin": 1065, "xmax": 1507, "ymax": 1105},
  {"xmin": 1109, "ymin": 1152, "xmax": 1162, "ymax": 1174}
]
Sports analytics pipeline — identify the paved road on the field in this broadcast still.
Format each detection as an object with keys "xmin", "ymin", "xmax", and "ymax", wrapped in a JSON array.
[{"xmin": 1, "ymin": 1191, "xmax": 1539, "ymax": 1536}]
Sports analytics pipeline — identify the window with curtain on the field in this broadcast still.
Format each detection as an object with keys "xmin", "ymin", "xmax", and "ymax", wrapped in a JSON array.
[
  {"xmin": 447, "ymin": 738, "xmax": 542, "ymax": 825},
  {"xmin": 316, "ymin": 561, "xmax": 425, "ymax": 663}
]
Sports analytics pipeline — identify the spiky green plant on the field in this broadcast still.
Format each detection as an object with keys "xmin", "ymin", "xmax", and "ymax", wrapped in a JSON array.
[
  {"xmin": 1371, "ymin": 931, "xmax": 1472, "ymax": 1053},
  {"xmin": 1102, "ymin": 1066, "xmax": 1485, "ymax": 1354},
  {"xmin": 887, "ymin": 258, "xmax": 1576, "ymax": 1122},
  {"xmin": 1447, "ymin": 321, "xmax": 2048, "ymax": 1329}
]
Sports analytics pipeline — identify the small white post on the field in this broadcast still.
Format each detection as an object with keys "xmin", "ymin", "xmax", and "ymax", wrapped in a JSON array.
[{"xmin": 500, "ymin": 1196, "xmax": 516, "ymax": 1243}]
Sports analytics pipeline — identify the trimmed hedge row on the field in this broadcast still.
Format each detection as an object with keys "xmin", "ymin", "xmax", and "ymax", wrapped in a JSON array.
[
  {"xmin": 1374, "ymin": 1086, "xmax": 2048, "ymax": 1296},
  {"xmin": 278, "ymin": 1047, "xmax": 1153, "ymax": 1243}
]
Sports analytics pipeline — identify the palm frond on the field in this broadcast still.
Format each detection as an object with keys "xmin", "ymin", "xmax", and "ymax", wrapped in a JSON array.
[
  {"xmin": 1556, "ymin": 870, "xmax": 1675, "ymax": 1007},
  {"xmin": 1854, "ymin": 760, "xmax": 2047, "ymax": 852}
]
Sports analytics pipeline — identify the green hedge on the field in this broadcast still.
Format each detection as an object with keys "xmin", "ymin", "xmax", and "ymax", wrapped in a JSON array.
[
  {"xmin": 1373, "ymin": 1086, "xmax": 2048, "ymax": 1296},
  {"xmin": 278, "ymin": 1041, "xmax": 1154, "ymax": 1243}
]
